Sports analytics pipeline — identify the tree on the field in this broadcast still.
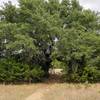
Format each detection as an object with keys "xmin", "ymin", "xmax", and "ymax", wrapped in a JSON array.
[{"xmin": 0, "ymin": 0, "xmax": 100, "ymax": 83}]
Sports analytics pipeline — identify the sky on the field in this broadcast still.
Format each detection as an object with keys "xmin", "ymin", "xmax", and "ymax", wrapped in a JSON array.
[
  {"xmin": 0, "ymin": 0, "xmax": 18, "ymax": 6},
  {"xmin": 80, "ymin": 0, "xmax": 100, "ymax": 12},
  {"xmin": 0, "ymin": 0, "xmax": 100, "ymax": 12}
]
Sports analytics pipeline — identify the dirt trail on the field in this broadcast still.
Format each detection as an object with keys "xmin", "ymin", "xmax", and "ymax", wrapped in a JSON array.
[
  {"xmin": 25, "ymin": 83, "xmax": 100, "ymax": 100},
  {"xmin": 26, "ymin": 75, "xmax": 63, "ymax": 100},
  {"xmin": 26, "ymin": 86, "xmax": 50, "ymax": 100}
]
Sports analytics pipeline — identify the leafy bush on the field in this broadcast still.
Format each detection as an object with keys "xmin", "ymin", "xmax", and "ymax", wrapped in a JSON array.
[
  {"xmin": 51, "ymin": 59, "xmax": 66, "ymax": 69},
  {"xmin": 0, "ymin": 59, "xmax": 44, "ymax": 83},
  {"xmin": 81, "ymin": 66, "xmax": 100, "ymax": 82},
  {"xmin": 63, "ymin": 66, "xmax": 100, "ymax": 83}
]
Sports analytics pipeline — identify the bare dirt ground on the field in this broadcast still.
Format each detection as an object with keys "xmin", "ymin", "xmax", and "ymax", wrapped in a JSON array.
[
  {"xmin": 26, "ymin": 86, "xmax": 50, "ymax": 100},
  {"xmin": 0, "ymin": 83, "xmax": 100, "ymax": 100}
]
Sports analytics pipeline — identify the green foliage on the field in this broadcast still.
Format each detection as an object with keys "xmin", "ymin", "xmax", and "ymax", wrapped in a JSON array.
[
  {"xmin": 0, "ymin": 0, "xmax": 100, "ymax": 83},
  {"xmin": 51, "ymin": 59, "xmax": 66, "ymax": 69},
  {"xmin": 0, "ymin": 59, "xmax": 44, "ymax": 83},
  {"xmin": 81, "ymin": 66, "xmax": 100, "ymax": 82},
  {"xmin": 0, "ymin": 1, "xmax": 18, "ymax": 22}
]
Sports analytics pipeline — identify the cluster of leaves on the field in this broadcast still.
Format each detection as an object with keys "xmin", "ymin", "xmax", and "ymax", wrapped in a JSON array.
[
  {"xmin": 0, "ymin": 58, "xmax": 44, "ymax": 83},
  {"xmin": 0, "ymin": 0, "xmax": 100, "ymax": 83}
]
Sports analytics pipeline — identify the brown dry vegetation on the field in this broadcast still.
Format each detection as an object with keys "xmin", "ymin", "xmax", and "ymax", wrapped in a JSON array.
[
  {"xmin": 43, "ymin": 83, "xmax": 100, "ymax": 100},
  {"xmin": 0, "ymin": 83, "xmax": 100, "ymax": 100},
  {"xmin": 0, "ymin": 84, "xmax": 46, "ymax": 100}
]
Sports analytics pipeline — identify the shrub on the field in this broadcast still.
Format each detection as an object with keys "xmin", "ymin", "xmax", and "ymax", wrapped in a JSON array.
[
  {"xmin": 0, "ymin": 59, "xmax": 44, "ymax": 83},
  {"xmin": 81, "ymin": 66, "xmax": 100, "ymax": 82},
  {"xmin": 63, "ymin": 65, "xmax": 100, "ymax": 83},
  {"xmin": 51, "ymin": 59, "xmax": 66, "ymax": 69}
]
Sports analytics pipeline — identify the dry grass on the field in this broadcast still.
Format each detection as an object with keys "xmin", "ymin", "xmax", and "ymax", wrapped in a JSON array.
[
  {"xmin": 0, "ymin": 83, "xmax": 100, "ymax": 100},
  {"xmin": 0, "ymin": 84, "xmax": 46, "ymax": 100},
  {"xmin": 43, "ymin": 83, "xmax": 100, "ymax": 100}
]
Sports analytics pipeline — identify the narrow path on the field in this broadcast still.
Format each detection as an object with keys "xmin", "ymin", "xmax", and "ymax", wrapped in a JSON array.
[
  {"xmin": 26, "ymin": 86, "xmax": 50, "ymax": 100},
  {"xmin": 26, "ymin": 74, "xmax": 63, "ymax": 100}
]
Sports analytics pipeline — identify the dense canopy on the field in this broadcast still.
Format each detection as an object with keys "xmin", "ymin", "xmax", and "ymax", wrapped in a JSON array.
[{"xmin": 0, "ymin": 0, "xmax": 100, "ymax": 83}]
